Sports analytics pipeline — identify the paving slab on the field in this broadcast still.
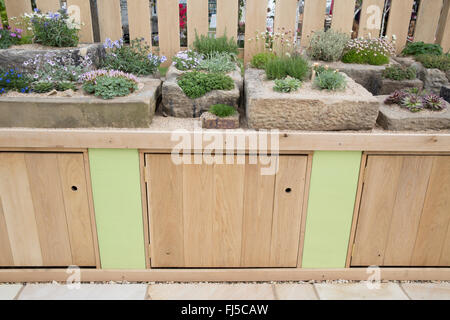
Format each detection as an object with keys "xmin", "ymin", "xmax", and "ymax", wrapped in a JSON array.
[
  {"xmin": 0, "ymin": 284, "xmax": 23, "ymax": 300},
  {"xmin": 314, "ymin": 282, "xmax": 409, "ymax": 300},
  {"xmin": 18, "ymin": 283, "xmax": 148, "ymax": 300},
  {"xmin": 273, "ymin": 283, "xmax": 318, "ymax": 300},
  {"xmin": 401, "ymin": 282, "xmax": 450, "ymax": 300},
  {"xmin": 147, "ymin": 283, "xmax": 275, "ymax": 300}
]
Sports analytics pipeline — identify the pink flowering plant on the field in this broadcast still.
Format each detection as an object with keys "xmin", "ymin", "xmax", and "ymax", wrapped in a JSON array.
[
  {"xmin": 342, "ymin": 36, "xmax": 396, "ymax": 65},
  {"xmin": 101, "ymin": 38, "xmax": 166, "ymax": 76},
  {"xmin": 0, "ymin": 25, "xmax": 23, "ymax": 49},
  {"xmin": 80, "ymin": 69, "xmax": 139, "ymax": 100}
]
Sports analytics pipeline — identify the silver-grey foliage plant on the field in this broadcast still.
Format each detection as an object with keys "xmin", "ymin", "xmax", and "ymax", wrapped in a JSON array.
[{"xmin": 309, "ymin": 29, "xmax": 350, "ymax": 62}]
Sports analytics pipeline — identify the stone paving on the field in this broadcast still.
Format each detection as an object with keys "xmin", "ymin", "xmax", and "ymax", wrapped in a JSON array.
[{"xmin": 0, "ymin": 281, "xmax": 449, "ymax": 300}]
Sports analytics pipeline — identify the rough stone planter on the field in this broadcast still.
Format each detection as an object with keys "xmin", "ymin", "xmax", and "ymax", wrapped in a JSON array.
[
  {"xmin": 161, "ymin": 65, "xmax": 242, "ymax": 118},
  {"xmin": 314, "ymin": 60, "xmax": 397, "ymax": 95},
  {"xmin": 0, "ymin": 78, "xmax": 161, "ymax": 128},
  {"xmin": 441, "ymin": 85, "xmax": 450, "ymax": 103},
  {"xmin": 394, "ymin": 56, "xmax": 449, "ymax": 94},
  {"xmin": 378, "ymin": 78, "xmax": 424, "ymax": 95},
  {"xmin": 376, "ymin": 96, "xmax": 450, "ymax": 130},
  {"xmin": 201, "ymin": 111, "xmax": 240, "ymax": 129},
  {"xmin": 0, "ymin": 43, "xmax": 105, "ymax": 73},
  {"xmin": 245, "ymin": 68, "xmax": 379, "ymax": 131}
]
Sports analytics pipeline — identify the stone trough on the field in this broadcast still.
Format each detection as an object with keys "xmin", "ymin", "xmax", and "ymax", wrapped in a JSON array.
[
  {"xmin": 0, "ymin": 79, "xmax": 161, "ymax": 128},
  {"xmin": 245, "ymin": 68, "xmax": 379, "ymax": 131},
  {"xmin": 376, "ymin": 96, "xmax": 450, "ymax": 130},
  {"xmin": 161, "ymin": 65, "xmax": 242, "ymax": 118}
]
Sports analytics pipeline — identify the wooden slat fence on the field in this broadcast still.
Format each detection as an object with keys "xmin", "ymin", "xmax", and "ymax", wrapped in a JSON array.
[{"xmin": 2, "ymin": 0, "xmax": 450, "ymax": 62}]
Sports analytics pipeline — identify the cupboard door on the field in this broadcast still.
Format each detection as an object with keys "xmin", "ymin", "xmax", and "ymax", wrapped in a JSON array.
[
  {"xmin": 0, "ymin": 152, "xmax": 96, "ymax": 267},
  {"xmin": 351, "ymin": 155, "xmax": 450, "ymax": 267},
  {"xmin": 145, "ymin": 154, "xmax": 308, "ymax": 268}
]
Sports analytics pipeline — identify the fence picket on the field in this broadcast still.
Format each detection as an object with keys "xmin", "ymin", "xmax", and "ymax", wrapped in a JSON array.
[
  {"xmin": 414, "ymin": 0, "xmax": 443, "ymax": 43},
  {"xmin": 187, "ymin": 0, "xmax": 209, "ymax": 47},
  {"xmin": 358, "ymin": 0, "xmax": 385, "ymax": 38},
  {"xmin": 300, "ymin": 0, "xmax": 327, "ymax": 47},
  {"xmin": 386, "ymin": 0, "xmax": 415, "ymax": 53},
  {"xmin": 97, "ymin": 0, "xmax": 122, "ymax": 42},
  {"xmin": 157, "ymin": 0, "xmax": 180, "ymax": 63},
  {"xmin": 4, "ymin": 0, "xmax": 32, "ymax": 29},
  {"xmin": 216, "ymin": 0, "xmax": 239, "ymax": 40},
  {"xmin": 244, "ymin": 0, "xmax": 268, "ymax": 63},
  {"xmin": 66, "ymin": 0, "xmax": 94, "ymax": 43},
  {"xmin": 331, "ymin": 0, "xmax": 356, "ymax": 35},
  {"xmin": 127, "ymin": 0, "xmax": 152, "ymax": 46},
  {"xmin": 35, "ymin": 0, "xmax": 61, "ymax": 13},
  {"xmin": 436, "ymin": 0, "xmax": 450, "ymax": 52}
]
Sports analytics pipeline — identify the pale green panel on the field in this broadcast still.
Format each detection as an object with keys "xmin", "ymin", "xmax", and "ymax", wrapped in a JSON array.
[
  {"xmin": 89, "ymin": 149, "xmax": 146, "ymax": 269},
  {"xmin": 302, "ymin": 151, "xmax": 362, "ymax": 268}
]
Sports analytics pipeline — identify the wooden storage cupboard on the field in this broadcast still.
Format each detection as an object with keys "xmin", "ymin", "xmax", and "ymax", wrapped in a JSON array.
[
  {"xmin": 0, "ymin": 152, "xmax": 97, "ymax": 267},
  {"xmin": 144, "ymin": 154, "xmax": 311, "ymax": 268},
  {"xmin": 350, "ymin": 155, "xmax": 450, "ymax": 267}
]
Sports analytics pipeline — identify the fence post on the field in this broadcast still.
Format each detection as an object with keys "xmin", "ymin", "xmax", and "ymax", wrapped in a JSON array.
[
  {"xmin": 216, "ymin": 0, "xmax": 239, "ymax": 40},
  {"xmin": 414, "ymin": 0, "xmax": 443, "ymax": 44},
  {"xmin": 96, "ymin": 0, "xmax": 123, "ymax": 42},
  {"xmin": 244, "ymin": 0, "xmax": 267, "ymax": 63},
  {"xmin": 300, "ymin": 0, "xmax": 327, "ymax": 47},
  {"xmin": 331, "ymin": 0, "xmax": 356, "ymax": 36},
  {"xmin": 35, "ymin": 0, "xmax": 61, "ymax": 13},
  {"xmin": 4, "ymin": 0, "xmax": 32, "ymax": 29},
  {"xmin": 385, "ymin": 0, "xmax": 415, "ymax": 54},
  {"xmin": 157, "ymin": 0, "xmax": 180, "ymax": 64},
  {"xmin": 187, "ymin": 0, "xmax": 209, "ymax": 47},
  {"xmin": 436, "ymin": 0, "xmax": 450, "ymax": 52},
  {"xmin": 127, "ymin": 0, "xmax": 152, "ymax": 46},
  {"xmin": 67, "ymin": 0, "xmax": 94, "ymax": 43},
  {"xmin": 358, "ymin": 0, "xmax": 385, "ymax": 38}
]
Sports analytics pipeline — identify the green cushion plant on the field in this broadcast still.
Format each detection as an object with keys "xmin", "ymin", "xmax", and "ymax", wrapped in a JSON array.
[
  {"xmin": 177, "ymin": 71, "xmax": 234, "ymax": 99},
  {"xmin": 265, "ymin": 55, "xmax": 310, "ymax": 81},
  {"xmin": 314, "ymin": 69, "xmax": 347, "ymax": 91},
  {"xmin": 414, "ymin": 54, "xmax": 450, "ymax": 72},
  {"xmin": 80, "ymin": 69, "xmax": 139, "ymax": 100},
  {"xmin": 273, "ymin": 77, "xmax": 302, "ymax": 93},
  {"xmin": 382, "ymin": 65, "xmax": 417, "ymax": 81},
  {"xmin": 251, "ymin": 52, "xmax": 276, "ymax": 69},
  {"xmin": 209, "ymin": 104, "xmax": 237, "ymax": 117},
  {"xmin": 402, "ymin": 42, "xmax": 443, "ymax": 56}
]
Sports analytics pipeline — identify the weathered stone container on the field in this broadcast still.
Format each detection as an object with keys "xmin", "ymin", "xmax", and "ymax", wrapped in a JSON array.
[
  {"xmin": 0, "ymin": 43, "xmax": 105, "ymax": 73},
  {"xmin": 0, "ymin": 79, "xmax": 161, "ymax": 128},
  {"xmin": 376, "ymin": 96, "xmax": 450, "ymax": 130},
  {"xmin": 378, "ymin": 78, "xmax": 424, "ymax": 95},
  {"xmin": 245, "ymin": 68, "xmax": 379, "ymax": 131},
  {"xmin": 161, "ymin": 65, "xmax": 242, "ymax": 118},
  {"xmin": 201, "ymin": 111, "xmax": 240, "ymax": 129}
]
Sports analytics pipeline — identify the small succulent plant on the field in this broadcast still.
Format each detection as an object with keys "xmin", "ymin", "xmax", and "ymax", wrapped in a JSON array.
[
  {"xmin": 384, "ymin": 90, "xmax": 408, "ymax": 105},
  {"xmin": 401, "ymin": 94, "xmax": 424, "ymax": 112},
  {"xmin": 422, "ymin": 94, "xmax": 446, "ymax": 111}
]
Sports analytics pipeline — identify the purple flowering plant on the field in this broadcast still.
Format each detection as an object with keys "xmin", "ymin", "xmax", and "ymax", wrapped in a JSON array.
[
  {"xmin": 101, "ymin": 38, "xmax": 166, "ymax": 76},
  {"xmin": 0, "ymin": 25, "xmax": 23, "ymax": 49}
]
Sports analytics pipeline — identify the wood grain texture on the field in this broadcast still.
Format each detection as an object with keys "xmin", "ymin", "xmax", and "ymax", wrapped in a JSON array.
[
  {"xmin": 58, "ymin": 153, "xmax": 96, "ymax": 266},
  {"xmin": 157, "ymin": 0, "xmax": 180, "ymax": 64},
  {"xmin": 300, "ymin": 0, "xmax": 327, "ymax": 47},
  {"xmin": 67, "ymin": 0, "xmax": 94, "ymax": 43},
  {"xmin": 270, "ymin": 156, "xmax": 307, "ymax": 267},
  {"xmin": 127, "ymin": 0, "xmax": 152, "ymax": 46},
  {"xmin": 187, "ymin": 0, "xmax": 209, "ymax": 47},
  {"xmin": 35, "ymin": 0, "xmax": 60, "ymax": 13},
  {"xmin": 414, "ymin": 0, "xmax": 443, "ymax": 43},
  {"xmin": 331, "ymin": 0, "xmax": 356, "ymax": 35},
  {"xmin": 436, "ymin": 0, "xmax": 450, "ymax": 52},
  {"xmin": 0, "ymin": 198, "xmax": 14, "ymax": 266},
  {"xmin": 351, "ymin": 155, "xmax": 404, "ymax": 266},
  {"xmin": 358, "ymin": 0, "xmax": 385, "ymax": 38},
  {"xmin": 411, "ymin": 156, "xmax": 450, "ymax": 266},
  {"xmin": 383, "ymin": 156, "xmax": 433, "ymax": 265},
  {"xmin": 240, "ymin": 159, "xmax": 276, "ymax": 267},
  {"xmin": 97, "ymin": 0, "xmax": 123, "ymax": 41},
  {"xmin": 386, "ymin": 0, "xmax": 415, "ymax": 53},
  {"xmin": 146, "ymin": 154, "xmax": 185, "ymax": 268},
  {"xmin": 25, "ymin": 153, "xmax": 72, "ymax": 266},
  {"xmin": 274, "ymin": 0, "xmax": 298, "ymax": 33},
  {"xmin": 244, "ymin": 0, "xmax": 268, "ymax": 62},
  {"xmin": 0, "ymin": 153, "xmax": 43, "ymax": 266},
  {"xmin": 4, "ymin": 0, "xmax": 33, "ymax": 29},
  {"xmin": 216, "ymin": 0, "xmax": 239, "ymax": 39}
]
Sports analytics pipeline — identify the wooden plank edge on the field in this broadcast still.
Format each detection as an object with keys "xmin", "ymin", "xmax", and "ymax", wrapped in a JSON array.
[{"xmin": 0, "ymin": 268, "xmax": 449, "ymax": 282}]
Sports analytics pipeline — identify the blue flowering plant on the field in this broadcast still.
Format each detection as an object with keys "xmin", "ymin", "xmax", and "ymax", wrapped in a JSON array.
[
  {"xmin": 27, "ymin": 8, "xmax": 80, "ymax": 47},
  {"xmin": 172, "ymin": 50, "xmax": 203, "ymax": 71},
  {"xmin": 0, "ymin": 69, "xmax": 32, "ymax": 94},
  {"xmin": 0, "ymin": 25, "xmax": 23, "ymax": 49},
  {"xmin": 101, "ymin": 38, "xmax": 167, "ymax": 76}
]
